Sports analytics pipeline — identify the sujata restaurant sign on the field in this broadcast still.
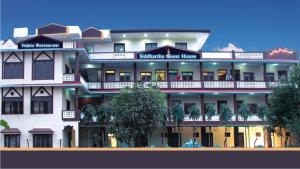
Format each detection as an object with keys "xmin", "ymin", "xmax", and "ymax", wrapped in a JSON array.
[
  {"xmin": 137, "ymin": 46, "xmax": 200, "ymax": 59},
  {"xmin": 18, "ymin": 35, "xmax": 62, "ymax": 49}
]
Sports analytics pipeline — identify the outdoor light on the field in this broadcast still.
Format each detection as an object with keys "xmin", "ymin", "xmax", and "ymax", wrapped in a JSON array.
[
  {"xmin": 213, "ymin": 92, "xmax": 219, "ymax": 95},
  {"xmin": 122, "ymin": 34, "xmax": 126, "ymax": 38},
  {"xmin": 272, "ymin": 63, "xmax": 278, "ymax": 66},
  {"xmin": 144, "ymin": 33, "xmax": 148, "ymax": 37},
  {"xmin": 181, "ymin": 62, "xmax": 186, "ymax": 65},
  {"xmin": 166, "ymin": 33, "xmax": 169, "ymax": 37},
  {"xmin": 180, "ymin": 92, "xmax": 185, "ymax": 95},
  {"xmin": 149, "ymin": 62, "xmax": 155, "ymax": 65},
  {"xmin": 212, "ymin": 62, "xmax": 218, "ymax": 65},
  {"xmin": 241, "ymin": 63, "xmax": 247, "ymax": 66},
  {"xmin": 250, "ymin": 93, "xmax": 254, "ymax": 95}
]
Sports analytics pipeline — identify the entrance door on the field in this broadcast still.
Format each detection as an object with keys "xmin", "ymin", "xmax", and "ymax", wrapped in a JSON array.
[
  {"xmin": 238, "ymin": 133, "xmax": 245, "ymax": 147},
  {"xmin": 155, "ymin": 69, "xmax": 165, "ymax": 81},
  {"xmin": 234, "ymin": 70, "xmax": 240, "ymax": 81}
]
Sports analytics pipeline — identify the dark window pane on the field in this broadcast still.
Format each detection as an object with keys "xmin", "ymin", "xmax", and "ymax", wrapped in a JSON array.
[
  {"xmin": 4, "ymin": 62, "xmax": 24, "ymax": 79},
  {"xmin": 114, "ymin": 43, "xmax": 125, "ymax": 52},
  {"xmin": 266, "ymin": 73, "xmax": 275, "ymax": 81},
  {"xmin": 145, "ymin": 43, "xmax": 158, "ymax": 50},
  {"xmin": 119, "ymin": 72, "xmax": 131, "ymax": 82},
  {"xmin": 184, "ymin": 103, "xmax": 196, "ymax": 115},
  {"xmin": 140, "ymin": 72, "xmax": 152, "ymax": 81},
  {"xmin": 2, "ymin": 97, "xmax": 23, "ymax": 114},
  {"xmin": 175, "ymin": 43, "xmax": 187, "ymax": 50},
  {"xmin": 203, "ymin": 72, "xmax": 214, "ymax": 81},
  {"xmin": 182, "ymin": 72, "xmax": 193, "ymax": 81},
  {"xmin": 105, "ymin": 70, "xmax": 115, "ymax": 81},
  {"xmin": 33, "ymin": 134, "xmax": 53, "ymax": 147},
  {"xmin": 33, "ymin": 60, "xmax": 54, "ymax": 80},
  {"xmin": 243, "ymin": 72, "xmax": 255, "ymax": 81},
  {"xmin": 169, "ymin": 69, "xmax": 178, "ymax": 81},
  {"xmin": 31, "ymin": 96, "xmax": 52, "ymax": 114},
  {"xmin": 4, "ymin": 134, "xmax": 20, "ymax": 147}
]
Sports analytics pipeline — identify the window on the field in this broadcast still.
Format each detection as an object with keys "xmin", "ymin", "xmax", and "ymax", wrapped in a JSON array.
[
  {"xmin": 184, "ymin": 103, "xmax": 196, "ymax": 115},
  {"xmin": 243, "ymin": 72, "xmax": 255, "ymax": 81},
  {"xmin": 278, "ymin": 71, "xmax": 287, "ymax": 80},
  {"xmin": 4, "ymin": 134, "xmax": 20, "ymax": 147},
  {"xmin": 119, "ymin": 72, "xmax": 131, "ymax": 82},
  {"xmin": 236, "ymin": 100, "xmax": 244, "ymax": 110},
  {"xmin": 266, "ymin": 73, "xmax": 275, "ymax": 81},
  {"xmin": 2, "ymin": 98, "xmax": 23, "ymax": 114},
  {"xmin": 31, "ymin": 96, "xmax": 52, "ymax": 114},
  {"xmin": 85, "ymin": 45, "xmax": 94, "ymax": 53},
  {"xmin": 140, "ymin": 72, "xmax": 152, "ymax": 81},
  {"xmin": 203, "ymin": 72, "xmax": 214, "ymax": 81},
  {"xmin": 155, "ymin": 70, "xmax": 165, "ymax": 81},
  {"xmin": 4, "ymin": 62, "xmax": 24, "ymax": 79},
  {"xmin": 204, "ymin": 103, "xmax": 215, "ymax": 114},
  {"xmin": 182, "ymin": 72, "xmax": 193, "ymax": 81},
  {"xmin": 218, "ymin": 69, "xmax": 227, "ymax": 81},
  {"xmin": 175, "ymin": 43, "xmax": 187, "ymax": 50},
  {"xmin": 169, "ymin": 69, "xmax": 178, "ymax": 81},
  {"xmin": 248, "ymin": 104, "xmax": 257, "ymax": 114},
  {"xmin": 33, "ymin": 59, "xmax": 54, "ymax": 80},
  {"xmin": 217, "ymin": 100, "xmax": 227, "ymax": 114},
  {"xmin": 114, "ymin": 43, "xmax": 125, "ymax": 52},
  {"xmin": 225, "ymin": 132, "xmax": 231, "ymax": 137},
  {"xmin": 234, "ymin": 70, "xmax": 241, "ymax": 81},
  {"xmin": 33, "ymin": 134, "xmax": 52, "ymax": 147},
  {"xmin": 105, "ymin": 70, "xmax": 115, "ymax": 81},
  {"xmin": 145, "ymin": 43, "xmax": 158, "ymax": 50}
]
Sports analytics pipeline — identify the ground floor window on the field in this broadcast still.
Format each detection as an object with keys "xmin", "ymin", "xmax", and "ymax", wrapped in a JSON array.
[
  {"xmin": 4, "ymin": 134, "xmax": 20, "ymax": 147},
  {"xmin": 33, "ymin": 134, "xmax": 52, "ymax": 147}
]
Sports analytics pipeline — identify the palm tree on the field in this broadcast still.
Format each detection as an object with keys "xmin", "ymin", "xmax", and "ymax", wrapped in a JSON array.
[
  {"xmin": 237, "ymin": 102, "xmax": 251, "ymax": 148},
  {"xmin": 205, "ymin": 103, "xmax": 216, "ymax": 147},
  {"xmin": 161, "ymin": 111, "xmax": 168, "ymax": 147},
  {"xmin": 0, "ymin": 119, "xmax": 9, "ymax": 129},
  {"xmin": 171, "ymin": 104, "xmax": 184, "ymax": 147},
  {"xmin": 257, "ymin": 104, "xmax": 271, "ymax": 147},
  {"xmin": 188, "ymin": 105, "xmax": 201, "ymax": 147},
  {"xmin": 219, "ymin": 103, "xmax": 233, "ymax": 148}
]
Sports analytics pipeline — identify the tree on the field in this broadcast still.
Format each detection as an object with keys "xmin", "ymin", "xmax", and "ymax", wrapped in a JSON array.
[
  {"xmin": 171, "ymin": 104, "xmax": 185, "ymax": 147},
  {"xmin": 188, "ymin": 105, "xmax": 201, "ymax": 147},
  {"xmin": 257, "ymin": 104, "xmax": 272, "ymax": 147},
  {"xmin": 110, "ymin": 82, "xmax": 167, "ymax": 147},
  {"xmin": 205, "ymin": 103, "xmax": 216, "ymax": 147},
  {"xmin": 219, "ymin": 103, "xmax": 233, "ymax": 147},
  {"xmin": 237, "ymin": 102, "xmax": 251, "ymax": 148},
  {"xmin": 0, "ymin": 119, "xmax": 9, "ymax": 129}
]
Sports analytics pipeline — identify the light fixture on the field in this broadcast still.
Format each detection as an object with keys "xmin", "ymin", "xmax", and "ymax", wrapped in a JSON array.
[
  {"xmin": 241, "ymin": 63, "xmax": 247, "ymax": 66},
  {"xmin": 144, "ymin": 33, "xmax": 148, "ymax": 37},
  {"xmin": 181, "ymin": 62, "xmax": 186, "ymax": 65},
  {"xmin": 250, "ymin": 93, "xmax": 254, "ymax": 95},
  {"xmin": 213, "ymin": 92, "xmax": 219, "ymax": 95},
  {"xmin": 272, "ymin": 63, "xmax": 278, "ymax": 66},
  {"xmin": 180, "ymin": 92, "xmax": 185, "ymax": 95},
  {"xmin": 166, "ymin": 33, "xmax": 169, "ymax": 37},
  {"xmin": 212, "ymin": 62, "xmax": 218, "ymax": 65},
  {"xmin": 122, "ymin": 34, "xmax": 126, "ymax": 38},
  {"xmin": 149, "ymin": 62, "xmax": 155, "ymax": 65}
]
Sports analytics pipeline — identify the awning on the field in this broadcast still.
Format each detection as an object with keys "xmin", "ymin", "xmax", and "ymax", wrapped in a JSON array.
[
  {"xmin": 1, "ymin": 128, "xmax": 21, "ymax": 134},
  {"xmin": 29, "ymin": 128, "xmax": 53, "ymax": 134}
]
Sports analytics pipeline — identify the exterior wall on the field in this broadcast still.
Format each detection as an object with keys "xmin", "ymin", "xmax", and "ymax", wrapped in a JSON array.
[
  {"xmin": 235, "ymin": 64, "xmax": 264, "ymax": 81},
  {"xmin": 1, "ymin": 51, "xmax": 64, "ymax": 85},
  {"xmin": 0, "ymin": 87, "xmax": 78, "ymax": 147},
  {"xmin": 92, "ymin": 38, "xmax": 201, "ymax": 52}
]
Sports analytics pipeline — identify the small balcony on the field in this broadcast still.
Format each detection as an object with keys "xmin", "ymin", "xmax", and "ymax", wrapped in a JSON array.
[
  {"xmin": 235, "ymin": 52, "xmax": 264, "ymax": 60},
  {"xmin": 236, "ymin": 81, "xmax": 266, "ymax": 88},
  {"xmin": 170, "ymin": 81, "xmax": 201, "ymax": 88},
  {"xmin": 104, "ymin": 81, "xmax": 134, "ymax": 89},
  {"xmin": 63, "ymin": 73, "xmax": 75, "ymax": 82},
  {"xmin": 62, "ymin": 110, "xmax": 76, "ymax": 121}
]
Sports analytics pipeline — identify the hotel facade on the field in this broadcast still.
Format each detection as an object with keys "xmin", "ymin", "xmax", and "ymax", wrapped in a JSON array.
[{"xmin": 0, "ymin": 24, "xmax": 299, "ymax": 148}]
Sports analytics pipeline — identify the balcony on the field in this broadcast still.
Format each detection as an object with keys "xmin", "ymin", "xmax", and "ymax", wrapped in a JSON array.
[
  {"xmin": 89, "ymin": 52, "xmax": 135, "ymax": 60},
  {"xmin": 63, "ymin": 73, "xmax": 75, "ymax": 82},
  {"xmin": 235, "ymin": 52, "xmax": 264, "ymax": 60},
  {"xmin": 204, "ymin": 81, "xmax": 234, "ymax": 88},
  {"xmin": 62, "ymin": 110, "xmax": 76, "ymax": 121},
  {"xmin": 238, "ymin": 115, "xmax": 262, "ymax": 121},
  {"xmin": 170, "ymin": 81, "xmax": 201, "ymax": 88},
  {"xmin": 236, "ymin": 81, "xmax": 266, "ymax": 88},
  {"xmin": 103, "ymin": 81, "xmax": 134, "ymax": 89}
]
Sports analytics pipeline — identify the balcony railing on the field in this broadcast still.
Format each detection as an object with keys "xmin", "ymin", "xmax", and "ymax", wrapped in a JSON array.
[
  {"xmin": 238, "ymin": 115, "xmax": 262, "ymax": 121},
  {"xmin": 144, "ymin": 81, "xmax": 168, "ymax": 88},
  {"xmin": 204, "ymin": 81, "xmax": 234, "ymax": 88},
  {"xmin": 63, "ymin": 73, "xmax": 75, "ymax": 82},
  {"xmin": 104, "ymin": 81, "xmax": 134, "ymax": 89},
  {"xmin": 170, "ymin": 81, "xmax": 201, "ymax": 88},
  {"xmin": 184, "ymin": 116, "xmax": 203, "ymax": 121},
  {"xmin": 62, "ymin": 110, "xmax": 76, "ymax": 120},
  {"xmin": 88, "ymin": 82, "xmax": 102, "ymax": 89},
  {"xmin": 89, "ymin": 52, "xmax": 135, "ymax": 60},
  {"xmin": 235, "ymin": 52, "xmax": 264, "ymax": 60},
  {"xmin": 202, "ymin": 52, "xmax": 232, "ymax": 59},
  {"xmin": 236, "ymin": 81, "xmax": 266, "ymax": 88}
]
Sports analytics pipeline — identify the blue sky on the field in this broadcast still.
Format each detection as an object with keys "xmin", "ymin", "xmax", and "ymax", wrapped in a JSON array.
[{"xmin": 1, "ymin": 0, "xmax": 300, "ymax": 52}]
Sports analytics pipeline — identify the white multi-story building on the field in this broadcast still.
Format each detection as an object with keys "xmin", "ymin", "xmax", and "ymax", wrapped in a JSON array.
[{"xmin": 0, "ymin": 23, "xmax": 298, "ymax": 148}]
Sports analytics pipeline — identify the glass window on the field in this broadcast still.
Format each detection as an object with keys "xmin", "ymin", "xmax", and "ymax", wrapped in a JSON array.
[
  {"xmin": 182, "ymin": 72, "xmax": 193, "ymax": 81},
  {"xmin": 140, "ymin": 72, "xmax": 152, "ymax": 81},
  {"xmin": 33, "ymin": 60, "xmax": 54, "ymax": 80},
  {"xmin": 217, "ymin": 100, "xmax": 227, "ymax": 114},
  {"xmin": 31, "ymin": 96, "xmax": 52, "ymax": 114},
  {"xmin": 169, "ymin": 69, "xmax": 178, "ymax": 81},
  {"xmin": 33, "ymin": 134, "xmax": 52, "ymax": 147},
  {"xmin": 105, "ymin": 70, "xmax": 115, "ymax": 81},
  {"xmin": 243, "ymin": 72, "xmax": 255, "ymax": 81},
  {"xmin": 3, "ymin": 62, "xmax": 24, "ymax": 79},
  {"xmin": 145, "ymin": 43, "xmax": 158, "ymax": 50},
  {"xmin": 155, "ymin": 70, "xmax": 165, "ymax": 81},
  {"xmin": 119, "ymin": 72, "xmax": 131, "ymax": 82},
  {"xmin": 2, "ymin": 98, "xmax": 23, "ymax": 114},
  {"xmin": 4, "ymin": 134, "xmax": 20, "ymax": 147},
  {"xmin": 114, "ymin": 43, "xmax": 125, "ymax": 52},
  {"xmin": 248, "ymin": 104, "xmax": 257, "ymax": 114},
  {"xmin": 175, "ymin": 43, "xmax": 187, "ymax": 50},
  {"xmin": 184, "ymin": 103, "xmax": 196, "ymax": 115},
  {"xmin": 204, "ymin": 103, "xmax": 215, "ymax": 114},
  {"xmin": 203, "ymin": 72, "xmax": 214, "ymax": 81},
  {"xmin": 266, "ymin": 73, "xmax": 275, "ymax": 81},
  {"xmin": 278, "ymin": 71, "xmax": 287, "ymax": 81},
  {"xmin": 218, "ymin": 69, "xmax": 227, "ymax": 81}
]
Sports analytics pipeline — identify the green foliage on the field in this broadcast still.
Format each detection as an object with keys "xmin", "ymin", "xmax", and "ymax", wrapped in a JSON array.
[
  {"xmin": 171, "ymin": 104, "xmax": 185, "ymax": 125},
  {"xmin": 205, "ymin": 103, "xmax": 216, "ymax": 120},
  {"xmin": 188, "ymin": 105, "xmax": 201, "ymax": 121},
  {"xmin": 110, "ymin": 82, "xmax": 167, "ymax": 146},
  {"xmin": 219, "ymin": 104, "xmax": 233, "ymax": 122},
  {"xmin": 0, "ymin": 119, "xmax": 9, "ymax": 129},
  {"xmin": 257, "ymin": 104, "xmax": 270, "ymax": 121},
  {"xmin": 237, "ymin": 102, "xmax": 251, "ymax": 121}
]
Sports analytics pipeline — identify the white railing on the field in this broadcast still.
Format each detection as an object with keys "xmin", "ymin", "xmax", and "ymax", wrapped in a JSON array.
[
  {"xmin": 235, "ymin": 52, "xmax": 264, "ymax": 60},
  {"xmin": 104, "ymin": 82, "xmax": 134, "ymax": 89},
  {"xmin": 237, "ymin": 81, "xmax": 266, "ymax": 88},
  {"xmin": 204, "ymin": 81, "xmax": 234, "ymax": 88},
  {"xmin": 63, "ymin": 74, "xmax": 75, "ymax": 82},
  {"xmin": 238, "ymin": 115, "xmax": 262, "ymax": 121},
  {"xmin": 184, "ymin": 116, "xmax": 203, "ymax": 121},
  {"xmin": 63, "ymin": 41, "xmax": 76, "ymax": 48},
  {"xmin": 88, "ymin": 82, "xmax": 102, "ymax": 89},
  {"xmin": 89, "ymin": 52, "xmax": 135, "ymax": 60},
  {"xmin": 144, "ymin": 81, "xmax": 168, "ymax": 88},
  {"xmin": 202, "ymin": 52, "xmax": 232, "ymax": 59},
  {"xmin": 267, "ymin": 81, "xmax": 279, "ymax": 88},
  {"xmin": 206, "ymin": 115, "xmax": 220, "ymax": 121},
  {"xmin": 170, "ymin": 81, "xmax": 201, "ymax": 88},
  {"xmin": 62, "ymin": 110, "xmax": 75, "ymax": 119}
]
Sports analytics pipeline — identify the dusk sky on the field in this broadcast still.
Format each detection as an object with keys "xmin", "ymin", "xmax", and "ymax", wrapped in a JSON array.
[{"xmin": 1, "ymin": 0, "xmax": 300, "ymax": 52}]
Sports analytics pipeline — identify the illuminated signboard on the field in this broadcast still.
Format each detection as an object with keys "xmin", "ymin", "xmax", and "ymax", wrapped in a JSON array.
[
  {"xmin": 18, "ymin": 35, "xmax": 62, "ymax": 49},
  {"xmin": 137, "ymin": 46, "xmax": 200, "ymax": 59}
]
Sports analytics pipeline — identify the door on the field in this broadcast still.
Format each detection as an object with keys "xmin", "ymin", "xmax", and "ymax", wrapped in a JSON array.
[
  {"xmin": 234, "ymin": 70, "xmax": 240, "ymax": 81},
  {"xmin": 155, "ymin": 70, "xmax": 165, "ymax": 81},
  {"xmin": 238, "ymin": 133, "xmax": 245, "ymax": 147}
]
